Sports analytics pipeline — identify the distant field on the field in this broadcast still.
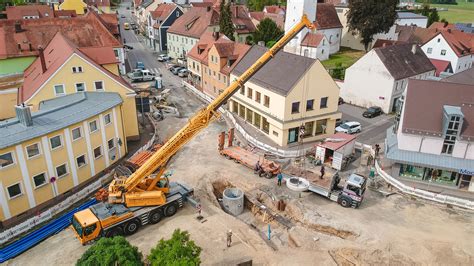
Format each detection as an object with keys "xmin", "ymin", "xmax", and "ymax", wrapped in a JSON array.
[{"xmin": 429, "ymin": 2, "xmax": 474, "ymax": 23}]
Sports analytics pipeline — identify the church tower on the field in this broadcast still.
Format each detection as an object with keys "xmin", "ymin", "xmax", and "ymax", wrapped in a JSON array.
[{"xmin": 284, "ymin": 0, "xmax": 317, "ymax": 55}]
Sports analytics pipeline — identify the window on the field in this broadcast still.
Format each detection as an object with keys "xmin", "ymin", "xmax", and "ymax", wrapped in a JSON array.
[
  {"xmin": 427, "ymin": 47, "xmax": 433, "ymax": 54},
  {"xmin": 176, "ymin": 11, "xmax": 180, "ymax": 17},
  {"xmin": 104, "ymin": 114, "xmax": 111, "ymax": 125},
  {"xmin": 255, "ymin": 91, "xmax": 261, "ymax": 103},
  {"xmin": 437, "ymin": 38, "xmax": 440, "ymax": 43},
  {"xmin": 0, "ymin": 152, "xmax": 15, "ymax": 168},
  {"xmin": 315, "ymin": 119, "xmax": 327, "ymax": 135},
  {"xmin": 273, "ymin": 131, "xmax": 279, "ymax": 137},
  {"xmin": 322, "ymin": 49, "xmax": 324, "ymax": 54},
  {"xmin": 32, "ymin": 173, "xmax": 47, "ymax": 188},
  {"xmin": 72, "ymin": 127, "xmax": 82, "ymax": 140},
  {"xmin": 7, "ymin": 183, "xmax": 22, "ymax": 199},
  {"xmin": 441, "ymin": 49, "xmax": 446, "ymax": 56},
  {"xmin": 54, "ymin": 84, "xmax": 65, "ymax": 96},
  {"xmin": 442, "ymin": 115, "xmax": 461, "ymax": 155},
  {"xmin": 114, "ymin": 49, "xmax": 119, "ymax": 57},
  {"xmin": 303, "ymin": 121, "xmax": 314, "ymax": 137},
  {"xmin": 75, "ymin": 83, "xmax": 85, "ymax": 92},
  {"xmin": 262, "ymin": 117, "xmax": 269, "ymax": 134},
  {"xmin": 224, "ymin": 76, "xmax": 226, "ymax": 83},
  {"xmin": 56, "ymin": 163, "xmax": 68, "ymax": 178},
  {"xmin": 50, "ymin": 135, "xmax": 62, "ymax": 150},
  {"xmin": 291, "ymin": 102, "xmax": 300, "ymax": 114},
  {"xmin": 89, "ymin": 120, "xmax": 98, "ymax": 133},
  {"xmin": 94, "ymin": 146, "xmax": 103, "ymax": 159},
  {"xmin": 306, "ymin": 99, "xmax": 314, "ymax": 111},
  {"xmin": 247, "ymin": 87, "xmax": 253, "ymax": 99},
  {"xmin": 320, "ymin": 97, "xmax": 328, "ymax": 108},
  {"xmin": 108, "ymin": 139, "xmax": 115, "ymax": 150},
  {"xmin": 26, "ymin": 143, "xmax": 41, "ymax": 158},
  {"xmin": 94, "ymin": 81, "xmax": 104, "ymax": 91},
  {"xmin": 264, "ymin": 95, "xmax": 270, "ymax": 107},
  {"xmin": 72, "ymin": 66, "xmax": 83, "ymax": 73},
  {"xmin": 240, "ymin": 87, "xmax": 244, "ymax": 95},
  {"xmin": 76, "ymin": 154, "xmax": 86, "ymax": 168}
]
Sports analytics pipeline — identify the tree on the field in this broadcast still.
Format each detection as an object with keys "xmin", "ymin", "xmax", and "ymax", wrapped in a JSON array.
[
  {"xmin": 346, "ymin": 0, "xmax": 398, "ymax": 51},
  {"xmin": 219, "ymin": 1, "xmax": 235, "ymax": 41},
  {"xmin": 331, "ymin": 63, "xmax": 345, "ymax": 80},
  {"xmin": 428, "ymin": 8, "xmax": 440, "ymax": 26},
  {"xmin": 248, "ymin": 0, "xmax": 278, "ymax": 11},
  {"xmin": 252, "ymin": 18, "xmax": 284, "ymax": 46},
  {"xmin": 147, "ymin": 229, "xmax": 201, "ymax": 266},
  {"xmin": 76, "ymin": 236, "xmax": 143, "ymax": 266}
]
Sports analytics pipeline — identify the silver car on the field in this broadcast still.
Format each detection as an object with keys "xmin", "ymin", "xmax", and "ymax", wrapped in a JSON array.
[{"xmin": 178, "ymin": 68, "xmax": 189, "ymax": 77}]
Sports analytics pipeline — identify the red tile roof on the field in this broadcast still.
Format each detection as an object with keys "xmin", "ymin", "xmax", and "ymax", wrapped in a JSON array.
[
  {"xmin": 402, "ymin": 79, "xmax": 474, "ymax": 140},
  {"xmin": 429, "ymin": 22, "xmax": 456, "ymax": 31},
  {"xmin": 98, "ymin": 13, "xmax": 119, "ymax": 35},
  {"xmin": 263, "ymin": 5, "xmax": 285, "ymax": 15},
  {"xmin": 54, "ymin": 10, "xmax": 77, "ymax": 18},
  {"xmin": 214, "ymin": 41, "xmax": 251, "ymax": 75},
  {"xmin": 187, "ymin": 31, "xmax": 228, "ymax": 63},
  {"xmin": 190, "ymin": 1, "xmax": 215, "ymax": 8},
  {"xmin": 5, "ymin": 5, "xmax": 54, "ymax": 19},
  {"xmin": 315, "ymin": 3, "xmax": 342, "ymax": 29},
  {"xmin": 301, "ymin": 32, "xmax": 325, "ymax": 48},
  {"xmin": 85, "ymin": 0, "xmax": 111, "ymax": 7},
  {"xmin": 168, "ymin": 6, "xmax": 220, "ymax": 39},
  {"xmin": 78, "ymin": 46, "xmax": 119, "ymax": 65},
  {"xmin": 0, "ymin": 13, "xmax": 121, "ymax": 59},
  {"xmin": 150, "ymin": 3, "xmax": 176, "ymax": 20},
  {"xmin": 20, "ymin": 32, "xmax": 131, "ymax": 102},
  {"xmin": 318, "ymin": 133, "xmax": 356, "ymax": 151},
  {"xmin": 429, "ymin": 58, "xmax": 451, "ymax": 76},
  {"xmin": 249, "ymin": 11, "xmax": 284, "ymax": 29},
  {"xmin": 230, "ymin": 5, "xmax": 256, "ymax": 34}
]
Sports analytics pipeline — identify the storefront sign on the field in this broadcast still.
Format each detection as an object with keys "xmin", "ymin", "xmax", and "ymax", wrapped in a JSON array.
[{"xmin": 459, "ymin": 169, "xmax": 474, "ymax": 175}]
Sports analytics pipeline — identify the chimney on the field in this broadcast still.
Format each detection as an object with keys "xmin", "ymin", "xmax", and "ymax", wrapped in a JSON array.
[
  {"xmin": 38, "ymin": 46, "xmax": 47, "ymax": 73},
  {"xmin": 214, "ymin": 31, "xmax": 219, "ymax": 41},
  {"xmin": 382, "ymin": 43, "xmax": 387, "ymax": 48},
  {"xmin": 447, "ymin": 28, "xmax": 451, "ymax": 33},
  {"xmin": 411, "ymin": 44, "xmax": 417, "ymax": 55},
  {"xmin": 207, "ymin": 6, "xmax": 211, "ymax": 12},
  {"xmin": 15, "ymin": 103, "xmax": 33, "ymax": 127},
  {"xmin": 14, "ymin": 21, "xmax": 22, "ymax": 33},
  {"xmin": 443, "ymin": 21, "xmax": 448, "ymax": 28},
  {"xmin": 17, "ymin": 43, "xmax": 22, "ymax": 52},
  {"xmin": 28, "ymin": 43, "xmax": 32, "ymax": 52}
]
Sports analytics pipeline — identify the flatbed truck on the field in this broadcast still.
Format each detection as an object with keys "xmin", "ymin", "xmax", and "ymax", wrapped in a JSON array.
[{"xmin": 72, "ymin": 182, "xmax": 195, "ymax": 245}]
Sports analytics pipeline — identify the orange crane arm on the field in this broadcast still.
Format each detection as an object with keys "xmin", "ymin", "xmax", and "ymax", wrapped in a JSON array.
[{"xmin": 111, "ymin": 15, "xmax": 315, "ymax": 197}]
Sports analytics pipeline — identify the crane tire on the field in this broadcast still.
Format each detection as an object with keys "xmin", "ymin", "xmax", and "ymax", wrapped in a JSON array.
[
  {"xmin": 124, "ymin": 220, "xmax": 140, "ymax": 235},
  {"xmin": 265, "ymin": 172, "xmax": 273, "ymax": 179},
  {"xmin": 165, "ymin": 203, "xmax": 178, "ymax": 217},
  {"xmin": 339, "ymin": 198, "xmax": 351, "ymax": 208},
  {"xmin": 149, "ymin": 210, "xmax": 163, "ymax": 224},
  {"xmin": 105, "ymin": 228, "xmax": 122, "ymax": 238}
]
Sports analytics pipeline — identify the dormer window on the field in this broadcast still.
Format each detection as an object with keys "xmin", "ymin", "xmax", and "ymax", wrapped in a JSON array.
[{"xmin": 441, "ymin": 105, "xmax": 464, "ymax": 155}]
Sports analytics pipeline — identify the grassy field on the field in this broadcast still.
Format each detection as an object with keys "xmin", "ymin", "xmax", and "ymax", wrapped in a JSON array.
[
  {"xmin": 429, "ymin": 2, "xmax": 474, "ymax": 23},
  {"xmin": 321, "ymin": 48, "xmax": 366, "ymax": 70}
]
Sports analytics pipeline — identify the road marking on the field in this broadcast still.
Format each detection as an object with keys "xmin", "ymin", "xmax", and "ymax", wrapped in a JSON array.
[{"xmin": 154, "ymin": 68, "xmax": 159, "ymax": 74}]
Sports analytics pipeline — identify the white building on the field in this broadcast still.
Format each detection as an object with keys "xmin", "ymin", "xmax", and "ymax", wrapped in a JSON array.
[
  {"xmin": 299, "ymin": 32, "xmax": 330, "ymax": 60},
  {"xmin": 284, "ymin": 0, "xmax": 317, "ymax": 56},
  {"xmin": 146, "ymin": 3, "xmax": 183, "ymax": 52},
  {"xmin": 386, "ymin": 75, "xmax": 474, "ymax": 192},
  {"xmin": 341, "ymin": 43, "xmax": 435, "ymax": 113}
]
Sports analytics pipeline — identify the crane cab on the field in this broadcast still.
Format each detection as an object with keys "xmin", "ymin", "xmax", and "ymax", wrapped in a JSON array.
[{"xmin": 72, "ymin": 209, "xmax": 101, "ymax": 245}]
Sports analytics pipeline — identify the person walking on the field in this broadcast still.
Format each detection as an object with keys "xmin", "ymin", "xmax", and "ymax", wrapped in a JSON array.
[
  {"xmin": 226, "ymin": 229, "xmax": 232, "ymax": 247},
  {"xmin": 375, "ymin": 144, "xmax": 380, "ymax": 158},
  {"xmin": 277, "ymin": 171, "xmax": 283, "ymax": 186},
  {"xmin": 320, "ymin": 165, "xmax": 325, "ymax": 179}
]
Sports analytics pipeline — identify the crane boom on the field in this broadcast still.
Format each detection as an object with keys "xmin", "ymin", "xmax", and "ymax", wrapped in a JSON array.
[{"xmin": 108, "ymin": 15, "xmax": 314, "ymax": 204}]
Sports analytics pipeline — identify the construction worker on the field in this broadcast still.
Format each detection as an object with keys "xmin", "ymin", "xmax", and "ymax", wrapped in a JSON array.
[
  {"xmin": 320, "ymin": 165, "xmax": 325, "ymax": 179},
  {"xmin": 254, "ymin": 161, "xmax": 262, "ymax": 174},
  {"xmin": 277, "ymin": 171, "xmax": 283, "ymax": 186},
  {"xmin": 375, "ymin": 144, "xmax": 381, "ymax": 158},
  {"xmin": 226, "ymin": 229, "xmax": 232, "ymax": 247}
]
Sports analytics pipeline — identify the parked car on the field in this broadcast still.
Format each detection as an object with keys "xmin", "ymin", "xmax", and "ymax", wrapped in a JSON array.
[
  {"xmin": 124, "ymin": 44, "xmax": 133, "ymax": 50},
  {"xmin": 338, "ymin": 97, "xmax": 344, "ymax": 105},
  {"xmin": 363, "ymin": 106, "xmax": 382, "ymax": 118},
  {"xmin": 135, "ymin": 61, "xmax": 145, "ymax": 70},
  {"xmin": 127, "ymin": 69, "xmax": 155, "ymax": 82},
  {"xmin": 167, "ymin": 63, "xmax": 179, "ymax": 70},
  {"xmin": 121, "ymin": 14, "xmax": 126, "ymax": 18},
  {"xmin": 123, "ymin": 22, "xmax": 130, "ymax": 30},
  {"xmin": 170, "ymin": 66, "xmax": 185, "ymax": 75},
  {"xmin": 335, "ymin": 121, "xmax": 361, "ymax": 134},
  {"xmin": 157, "ymin": 54, "xmax": 171, "ymax": 62},
  {"xmin": 335, "ymin": 119, "xmax": 348, "ymax": 127},
  {"xmin": 178, "ymin": 68, "xmax": 189, "ymax": 77}
]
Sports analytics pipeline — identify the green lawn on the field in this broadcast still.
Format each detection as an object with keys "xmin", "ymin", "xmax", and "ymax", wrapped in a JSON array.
[
  {"xmin": 428, "ymin": 2, "xmax": 474, "ymax": 23},
  {"xmin": 321, "ymin": 48, "xmax": 366, "ymax": 70}
]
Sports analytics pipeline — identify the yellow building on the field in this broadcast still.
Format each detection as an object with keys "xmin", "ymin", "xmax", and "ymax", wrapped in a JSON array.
[
  {"xmin": 0, "ymin": 92, "xmax": 126, "ymax": 222},
  {"xmin": 229, "ymin": 45, "xmax": 342, "ymax": 147},
  {"xmin": 19, "ymin": 32, "xmax": 139, "ymax": 141},
  {"xmin": 58, "ymin": 0, "xmax": 87, "ymax": 15},
  {"xmin": 0, "ymin": 73, "xmax": 23, "ymax": 121}
]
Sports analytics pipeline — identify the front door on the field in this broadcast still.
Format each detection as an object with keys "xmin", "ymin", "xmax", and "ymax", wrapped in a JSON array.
[{"xmin": 288, "ymin": 127, "xmax": 299, "ymax": 144}]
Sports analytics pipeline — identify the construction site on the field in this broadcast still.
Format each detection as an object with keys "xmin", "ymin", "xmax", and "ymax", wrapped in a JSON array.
[{"xmin": 3, "ymin": 16, "xmax": 474, "ymax": 266}]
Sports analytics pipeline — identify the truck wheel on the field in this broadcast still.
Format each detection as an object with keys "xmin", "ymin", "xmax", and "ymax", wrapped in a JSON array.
[
  {"xmin": 339, "ymin": 198, "xmax": 351, "ymax": 208},
  {"xmin": 233, "ymin": 159, "xmax": 240, "ymax": 164},
  {"xmin": 164, "ymin": 203, "xmax": 178, "ymax": 217},
  {"xmin": 124, "ymin": 220, "xmax": 140, "ymax": 235},
  {"xmin": 265, "ymin": 172, "xmax": 273, "ymax": 179},
  {"xmin": 105, "ymin": 228, "xmax": 123, "ymax": 238},
  {"xmin": 149, "ymin": 210, "xmax": 163, "ymax": 224}
]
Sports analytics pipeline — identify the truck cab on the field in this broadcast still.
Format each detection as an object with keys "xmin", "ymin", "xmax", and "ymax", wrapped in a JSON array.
[
  {"xmin": 337, "ymin": 173, "xmax": 366, "ymax": 208},
  {"xmin": 72, "ymin": 209, "xmax": 101, "ymax": 245}
]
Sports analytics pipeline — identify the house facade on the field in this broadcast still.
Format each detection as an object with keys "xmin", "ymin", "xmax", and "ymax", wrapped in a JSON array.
[
  {"xmin": 299, "ymin": 32, "xmax": 330, "ymax": 61},
  {"xmin": 0, "ymin": 92, "xmax": 127, "ymax": 224},
  {"xmin": 386, "ymin": 78, "xmax": 474, "ymax": 192},
  {"xmin": 229, "ymin": 45, "xmax": 341, "ymax": 147},
  {"xmin": 58, "ymin": 0, "xmax": 87, "ymax": 15},
  {"xmin": 18, "ymin": 32, "xmax": 139, "ymax": 140},
  {"xmin": 146, "ymin": 3, "xmax": 183, "ymax": 52},
  {"xmin": 342, "ymin": 44, "xmax": 436, "ymax": 113}
]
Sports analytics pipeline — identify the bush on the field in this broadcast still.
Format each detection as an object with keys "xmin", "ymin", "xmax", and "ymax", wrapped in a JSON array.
[
  {"xmin": 147, "ymin": 229, "xmax": 201, "ymax": 266},
  {"xmin": 76, "ymin": 236, "xmax": 143, "ymax": 266}
]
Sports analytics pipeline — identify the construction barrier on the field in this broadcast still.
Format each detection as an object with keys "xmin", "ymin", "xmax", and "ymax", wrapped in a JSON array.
[
  {"xmin": 0, "ymin": 199, "xmax": 97, "ymax": 263},
  {"xmin": 375, "ymin": 160, "xmax": 474, "ymax": 210},
  {"xmin": 0, "ymin": 172, "xmax": 112, "ymax": 245},
  {"xmin": 182, "ymin": 81, "xmax": 310, "ymax": 158}
]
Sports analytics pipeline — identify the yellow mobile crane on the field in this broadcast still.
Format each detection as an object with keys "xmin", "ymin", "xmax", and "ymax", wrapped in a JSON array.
[{"xmin": 72, "ymin": 15, "xmax": 315, "ymax": 244}]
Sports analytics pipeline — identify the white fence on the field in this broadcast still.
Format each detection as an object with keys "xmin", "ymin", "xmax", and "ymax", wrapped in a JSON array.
[
  {"xmin": 375, "ymin": 161, "xmax": 474, "ymax": 210},
  {"xmin": 0, "ymin": 172, "xmax": 112, "ymax": 245},
  {"xmin": 182, "ymin": 81, "xmax": 310, "ymax": 158}
]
